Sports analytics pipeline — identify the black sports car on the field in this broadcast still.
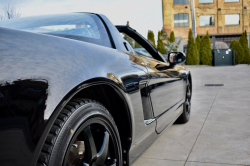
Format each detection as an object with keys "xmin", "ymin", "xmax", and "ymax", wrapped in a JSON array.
[{"xmin": 0, "ymin": 13, "xmax": 192, "ymax": 166}]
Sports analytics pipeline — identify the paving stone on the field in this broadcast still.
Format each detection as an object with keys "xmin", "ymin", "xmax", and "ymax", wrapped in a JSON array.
[
  {"xmin": 185, "ymin": 161, "xmax": 245, "ymax": 166},
  {"xmin": 133, "ymin": 158, "xmax": 185, "ymax": 166},
  {"xmin": 133, "ymin": 65, "xmax": 250, "ymax": 166}
]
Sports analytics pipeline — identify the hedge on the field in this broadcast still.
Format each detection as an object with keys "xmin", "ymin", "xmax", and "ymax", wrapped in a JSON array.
[
  {"xmin": 147, "ymin": 30, "xmax": 156, "ymax": 47},
  {"xmin": 186, "ymin": 29, "xmax": 199, "ymax": 65},
  {"xmin": 239, "ymin": 30, "xmax": 250, "ymax": 64},
  {"xmin": 200, "ymin": 32, "xmax": 212, "ymax": 65},
  {"xmin": 230, "ymin": 40, "xmax": 245, "ymax": 64}
]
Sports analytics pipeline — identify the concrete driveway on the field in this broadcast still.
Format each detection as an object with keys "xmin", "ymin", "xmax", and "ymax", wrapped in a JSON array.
[{"xmin": 133, "ymin": 65, "xmax": 250, "ymax": 166}]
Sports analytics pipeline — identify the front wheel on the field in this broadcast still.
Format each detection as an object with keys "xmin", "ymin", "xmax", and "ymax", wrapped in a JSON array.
[
  {"xmin": 176, "ymin": 78, "xmax": 191, "ymax": 124},
  {"xmin": 37, "ymin": 99, "xmax": 123, "ymax": 166}
]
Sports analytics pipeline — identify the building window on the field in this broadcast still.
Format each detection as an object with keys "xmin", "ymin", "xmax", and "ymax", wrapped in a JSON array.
[
  {"xmin": 174, "ymin": 14, "xmax": 189, "ymax": 27},
  {"xmin": 225, "ymin": 0, "xmax": 239, "ymax": 2},
  {"xmin": 225, "ymin": 14, "xmax": 240, "ymax": 25},
  {"xmin": 199, "ymin": 15, "xmax": 214, "ymax": 26},
  {"xmin": 199, "ymin": 0, "xmax": 214, "ymax": 3},
  {"xmin": 173, "ymin": 0, "xmax": 188, "ymax": 4}
]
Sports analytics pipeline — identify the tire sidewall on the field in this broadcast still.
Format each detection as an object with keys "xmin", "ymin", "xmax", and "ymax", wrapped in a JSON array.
[
  {"xmin": 183, "ymin": 101, "xmax": 190, "ymax": 121},
  {"xmin": 48, "ymin": 102, "xmax": 122, "ymax": 166},
  {"xmin": 183, "ymin": 79, "xmax": 191, "ymax": 122}
]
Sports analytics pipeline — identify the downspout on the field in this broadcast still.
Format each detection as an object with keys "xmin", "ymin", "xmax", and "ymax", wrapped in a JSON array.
[
  {"xmin": 190, "ymin": 0, "xmax": 197, "ymax": 38},
  {"xmin": 217, "ymin": 0, "xmax": 219, "ymax": 34},
  {"xmin": 242, "ymin": 0, "xmax": 244, "ymax": 32},
  {"xmin": 162, "ymin": 0, "xmax": 164, "ymax": 30}
]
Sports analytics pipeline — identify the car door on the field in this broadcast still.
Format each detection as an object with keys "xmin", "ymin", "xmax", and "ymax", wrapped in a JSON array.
[
  {"xmin": 142, "ymin": 57, "xmax": 185, "ymax": 133},
  {"xmin": 116, "ymin": 26, "xmax": 185, "ymax": 133}
]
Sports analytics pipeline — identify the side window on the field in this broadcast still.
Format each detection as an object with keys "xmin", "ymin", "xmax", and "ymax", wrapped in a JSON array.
[
  {"xmin": 0, "ymin": 13, "xmax": 112, "ymax": 48},
  {"xmin": 120, "ymin": 32, "xmax": 154, "ymax": 59}
]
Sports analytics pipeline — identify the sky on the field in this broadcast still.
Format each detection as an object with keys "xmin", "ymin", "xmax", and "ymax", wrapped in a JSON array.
[{"xmin": 0, "ymin": 0, "xmax": 163, "ymax": 40}]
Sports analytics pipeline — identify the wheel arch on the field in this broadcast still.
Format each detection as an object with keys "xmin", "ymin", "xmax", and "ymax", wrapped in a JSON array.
[{"xmin": 34, "ymin": 78, "xmax": 132, "ymax": 165}]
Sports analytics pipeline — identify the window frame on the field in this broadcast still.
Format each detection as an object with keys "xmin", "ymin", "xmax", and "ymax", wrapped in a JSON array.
[
  {"xmin": 224, "ymin": 0, "xmax": 240, "ymax": 2},
  {"xmin": 173, "ymin": 0, "xmax": 188, "ymax": 5},
  {"xmin": 225, "ymin": 14, "xmax": 240, "ymax": 26},
  {"xmin": 120, "ymin": 32, "xmax": 154, "ymax": 58},
  {"xmin": 199, "ymin": 15, "xmax": 215, "ymax": 27},
  {"xmin": 116, "ymin": 25, "xmax": 165, "ymax": 62},
  {"xmin": 199, "ymin": 0, "xmax": 214, "ymax": 4},
  {"xmin": 174, "ymin": 13, "xmax": 189, "ymax": 27}
]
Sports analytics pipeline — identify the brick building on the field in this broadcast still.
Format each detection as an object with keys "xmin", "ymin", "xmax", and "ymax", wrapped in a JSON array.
[{"xmin": 162, "ymin": 0, "xmax": 250, "ymax": 51}]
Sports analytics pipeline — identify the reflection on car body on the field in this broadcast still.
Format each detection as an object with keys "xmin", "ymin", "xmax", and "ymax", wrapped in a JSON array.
[{"xmin": 0, "ymin": 13, "xmax": 192, "ymax": 166}]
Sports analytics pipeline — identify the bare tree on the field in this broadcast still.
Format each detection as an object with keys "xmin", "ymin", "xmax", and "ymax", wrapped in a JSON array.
[{"xmin": 0, "ymin": 3, "xmax": 21, "ymax": 20}]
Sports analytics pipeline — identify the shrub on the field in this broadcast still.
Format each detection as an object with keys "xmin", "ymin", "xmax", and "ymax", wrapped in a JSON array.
[
  {"xmin": 239, "ymin": 30, "xmax": 250, "ymax": 64},
  {"xmin": 168, "ymin": 31, "xmax": 175, "ymax": 43},
  {"xmin": 157, "ymin": 31, "xmax": 166, "ymax": 54},
  {"xmin": 187, "ymin": 29, "xmax": 193, "ymax": 55},
  {"xmin": 245, "ymin": 54, "xmax": 250, "ymax": 64},
  {"xmin": 186, "ymin": 29, "xmax": 199, "ymax": 65},
  {"xmin": 159, "ymin": 28, "xmax": 181, "ymax": 54},
  {"xmin": 230, "ymin": 40, "xmax": 245, "ymax": 64},
  {"xmin": 195, "ymin": 35, "xmax": 201, "ymax": 62},
  {"xmin": 147, "ymin": 30, "xmax": 156, "ymax": 47},
  {"xmin": 200, "ymin": 32, "xmax": 213, "ymax": 65}
]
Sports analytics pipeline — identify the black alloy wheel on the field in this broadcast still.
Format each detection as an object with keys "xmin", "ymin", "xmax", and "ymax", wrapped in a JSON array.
[
  {"xmin": 175, "ymin": 78, "xmax": 191, "ymax": 123},
  {"xmin": 64, "ymin": 118, "xmax": 119, "ymax": 166},
  {"xmin": 37, "ymin": 99, "xmax": 122, "ymax": 166}
]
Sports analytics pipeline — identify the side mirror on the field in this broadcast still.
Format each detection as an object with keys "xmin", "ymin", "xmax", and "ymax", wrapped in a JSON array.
[{"xmin": 168, "ymin": 52, "xmax": 186, "ymax": 65}]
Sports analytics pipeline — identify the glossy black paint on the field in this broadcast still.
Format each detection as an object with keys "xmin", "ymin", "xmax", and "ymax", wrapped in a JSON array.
[
  {"xmin": 0, "ymin": 13, "xmax": 191, "ymax": 166},
  {"xmin": 0, "ymin": 79, "xmax": 48, "ymax": 165},
  {"xmin": 116, "ymin": 26, "xmax": 188, "ymax": 134}
]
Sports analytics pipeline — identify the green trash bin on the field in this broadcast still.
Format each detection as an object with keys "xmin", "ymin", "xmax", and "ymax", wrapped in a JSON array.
[{"xmin": 212, "ymin": 49, "xmax": 235, "ymax": 66}]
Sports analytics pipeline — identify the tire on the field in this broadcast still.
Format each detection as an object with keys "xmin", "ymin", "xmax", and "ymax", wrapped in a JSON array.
[
  {"xmin": 37, "ymin": 99, "xmax": 123, "ymax": 166},
  {"xmin": 176, "ymin": 78, "xmax": 191, "ymax": 124}
]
